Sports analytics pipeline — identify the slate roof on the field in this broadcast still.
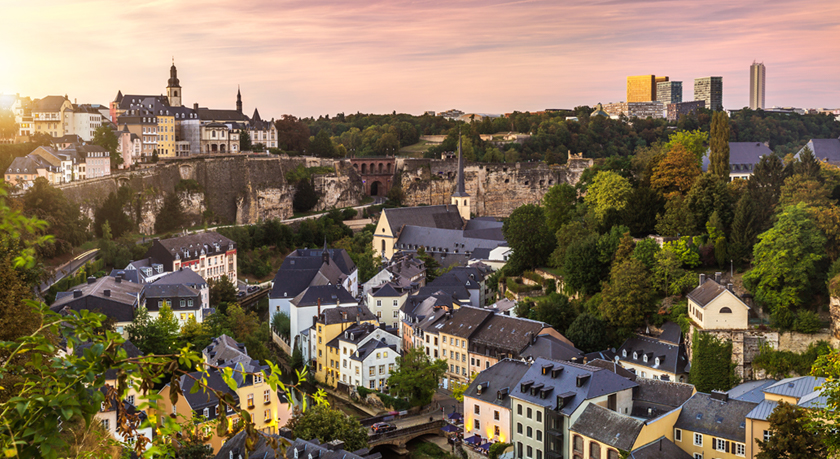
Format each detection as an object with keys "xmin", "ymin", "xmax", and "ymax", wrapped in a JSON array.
[
  {"xmin": 350, "ymin": 339, "xmax": 395, "ymax": 362},
  {"xmin": 6, "ymin": 155, "xmax": 42, "ymax": 174},
  {"xmin": 471, "ymin": 315, "xmax": 554, "ymax": 357},
  {"xmin": 633, "ymin": 378, "xmax": 695, "ymax": 408},
  {"xmin": 78, "ymin": 144, "xmax": 110, "ymax": 158},
  {"xmin": 51, "ymin": 276, "xmax": 143, "ymax": 323},
  {"xmin": 585, "ymin": 359, "xmax": 636, "ymax": 380},
  {"xmin": 198, "ymin": 108, "xmax": 250, "ymax": 122},
  {"xmin": 269, "ymin": 247, "xmax": 356, "ymax": 299},
  {"xmin": 150, "ymin": 231, "xmax": 235, "ymax": 263},
  {"xmin": 463, "ymin": 359, "xmax": 530, "ymax": 410},
  {"xmin": 394, "ymin": 226, "xmax": 506, "ymax": 256},
  {"xmin": 383, "ymin": 205, "xmax": 464, "ymax": 234},
  {"xmin": 436, "ymin": 306, "xmax": 494, "ymax": 338},
  {"xmin": 570, "ymin": 403, "xmax": 644, "ymax": 451},
  {"xmin": 318, "ymin": 305, "xmax": 376, "ymax": 325},
  {"xmin": 142, "ymin": 283, "xmax": 200, "ymax": 299},
  {"xmin": 763, "ymin": 376, "xmax": 826, "ymax": 400},
  {"xmin": 727, "ymin": 380, "xmax": 778, "ymax": 403},
  {"xmin": 31, "ymin": 95, "xmax": 68, "ymax": 112},
  {"xmin": 687, "ymin": 279, "xmax": 749, "ymax": 310},
  {"xmin": 802, "ymin": 138, "xmax": 840, "ymax": 163},
  {"xmin": 629, "ymin": 437, "xmax": 693, "ymax": 459},
  {"xmin": 702, "ymin": 142, "xmax": 773, "ymax": 173},
  {"xmin": 109, "ymin": 269, "xmax": 141, "ymax": 284},
  {"xmin": 371, "ymin": 283, "xmax": 402, "ymax": 298},
  {"xmin": 585, "ymin": 349, "xmax": 618, "ymax": 362},
  {"xmin": 292, "ymin": 285, "xmax": 357, "ymax": 307},
  {"xmin": 673, "ymin": 392, "xmax": 758, "ymax": 442},
  {"xmin": 152, "ymin": 268, "xmax": 208, "ymax": 289},
  {"xmin": 511, "ymin": 358, "xmax": 638, "ymax": 416},
  {"xmin": 658, "ymin": 321, "xmax": 682, "ymax": 345},
  {"xmin": 617, "ymin": 334, "xmax": 690, "ymax": 377}
]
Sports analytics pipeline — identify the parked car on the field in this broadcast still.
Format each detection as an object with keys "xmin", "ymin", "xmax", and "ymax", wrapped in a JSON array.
[
  {"xmin": 236, "ymin": 291, "xmax": 246, "ymax": 298},
  {"xmin": 371, "ymin": 422, "xmax": 396, "ymax": 433},
  {"xmin": 247, "ymin": 286, "xmax": 260, "ymax": 293}
]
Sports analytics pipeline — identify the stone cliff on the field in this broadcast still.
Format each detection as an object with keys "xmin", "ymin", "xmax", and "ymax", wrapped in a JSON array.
[{"xmin": 396, "ymin": 154, "xmax": 592, "ymax": 217}]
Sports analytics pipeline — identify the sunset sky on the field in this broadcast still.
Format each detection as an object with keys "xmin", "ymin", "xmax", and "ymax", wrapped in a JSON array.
[{"xmin": 1, "ymin": 0, "xmax": 839, "ymax": 118}]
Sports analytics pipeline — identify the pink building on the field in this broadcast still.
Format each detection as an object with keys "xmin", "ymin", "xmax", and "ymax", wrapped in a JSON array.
[
  {"xmin": 80, "ymin": 144, "xmax": 110, "ymax": 178},
  {"xmin": 116, "ymin": 124, "xmax": 140, "ymax": 169}
]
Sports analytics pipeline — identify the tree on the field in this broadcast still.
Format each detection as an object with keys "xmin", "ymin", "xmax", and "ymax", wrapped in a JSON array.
[
  {"xmin": 685, "ymin": 174, "xmax": 734, "ymax": 235},
  {"xmin": 583, "ymin": 171, "xmax": 632, "ymax": 222},
  {"xmin": 451, "ymin": 372, "xmax": 476, "ymax": 403},
  {"xmin": 561, "ymin": 235, "xmax": 605, "ymax": 295},
  {"xmin": 126, "ymin": 305, "xmax": 181, "ymax": 356},
  {"xmin": 655, "ymin": 195, "xmax": 697, "ymax": 237},
  {"xmin": 272, "ymin": 311, "xmax": 291, "ymax": 339},
  {"xmin": 795, "ymin": 146, "xmax": 822, "ymax": 180},
  {"xmin": 621, "ymin": 186, "xmax": 665, "ymax": 237},
  {"xmin": 651, "ymin": 144, "xmax": 701, "ymax": 197},
  {"xmin": 387, "ymin": 347, "xmax": 447, "ymax": 407},
  {"xmin": 542, "ymin": 183, "xmax": 577, "ymax": 233},
  {"xmin": 209, "ymin": 275, "xmax": 238, "ymax": 314},
  {"xmin": 286, "ymin": 405, "xmax": 368, "ymax": 451},
  {"xmin": 310, "ymin": 129, "xmax": 336, "ymax": 158},
  {"xmin": 743, "ymin": 204, "xmax": 827, "ymax": 323},
  {"xmin": 94, "ymin": 186, "xmax": 135, "ymax": 238},
  {"xmin": 532, "ymin": 293, "xmax": 578, "ymax": 334},
  {"xmin": 549, "ymin": 221, "xmax": 595, "ymax": 269},
  {"xmin": 729, "ymin": 193, "xmax": 759, "ymax": 266},
  {"xmin": 709, "ymin": 111, "xmax": 731, "ymax": 179},
  {"xmin": 239, "ymin": 130, "xmax": 252, "ymax": 152},
  {"xmin": 415, "ymin": 246, "xmax": 442, "ymax": 282},
  {"xmin": 293, "ymin": 178, "xmax": 318, "ymax": 213},
  {"xmin": 22, "ymin": 177, "xmax": 89, "ymax": 256},
  {"xmin": 748, "ymin": 154, "xmax": 788, "ymax": 231},
  {"xmin": 565, "ymin": 314, "xmax": 612, "ymax": 354},
  {"xmin": 755, "ymin": 402, "xmax": 826, "ymax": 459},
  {"xmin": 632, "ymin": 238, "xmax": 661, "ymax": 270},
  {"xmin": 92, "ymin": 125, "xmax": 121, "ymax": 168},
  {"xmin": 665, "ymin": 129, "xmax": 708, "ymax": 164},
  {"xmin": 599, "ymin": 259, "xmax": 656, "ymax": 331},
  {"xmin": 810, "ymin": 349, "xmax": 840, "ymax": 455},
  {"xmin": 689, "ymin": 331, "xmax": 738, "ymax": 392},
  {"xmin": 275, "ymin": 115, "xmax": 310, "ymax": 152},
  {"xmin": 502, "ymin": 204, "xmax": 555, "ymax": 271},
  {"xmin": 778, "ymin": 174, "xmax": 831, "ymax": 209},
  {"xmin": 155, "ymin": 192, "xmax": 185, "ymax": 234}
]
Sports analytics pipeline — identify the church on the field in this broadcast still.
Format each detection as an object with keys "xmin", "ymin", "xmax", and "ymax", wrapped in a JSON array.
[
  {"xmin": 372, "ymin": 134, "xmax": 508, "ymax": 267},
  {"xmin": 110, "ymin": 61, "xmax": 278, "ymax": 160}
]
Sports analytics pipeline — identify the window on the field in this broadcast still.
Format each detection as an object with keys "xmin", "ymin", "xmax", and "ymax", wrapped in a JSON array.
[
  {"xmin": 254, "ymin": 374, "xmax": 263, "ymax": 384},
  {"xmin": 379, "ymin": 365, "xmax": 385, "ymax": 374},
  {"xmin": 127, "ymin": 395, "xmax": 135, "ymax": 406},
  {"xmin": 693, "ymin": 454, "xmax": 703, "ymax": 459},
  {"xmin": 536, "ymin": 430, "xmax": 542, "ymax": 441},
  {"xmin": 377, "ymin": 311, "xmax": 381, "ymax": 318},
  {"xmin": 714, "ymin": 438, "xmax": 726, "ymax": 451},
  {"xmin": 517, "ymin": 423, "xmax": 522, "ymax": 434},
  {"xmin": 442, "ymin": 336, "xmax": 447, "ymax": 343},
  {"xmin": 763, "ymin": 430, "xmax": 771, "ymax": 442},
  {"xmin": 475, "ymin": 419, "xmax": 481, "ymax": 430},
  {"xmin": 517, "ymin": 404, "xmax": 522, "ymax": 415},
  {"xmin": 203, "ymin": 408, "xmax": 209, "ymax": 418},
  {"xmin": 536, "ymin": 411, "xmax": 542, "ymax": 422},
  {"xmin": 589, "ymin": 442, "xmax": 600, "ymax": 459},
  {"xmin": 526, "ymin": 407, "xmax": 532, "ymax": 419},
  {"xmin": 537, "ymin": 452, "xmax": 542, "ymax": 459},
  {"xmin": 394, "ymin": 311, "xmax": 399, "ymax": 317},
  {"xmin": 102, "ymin": 419, "xmax": 110, "ymax": 431},
  {"xmin": 264, "ymin": 389, "xmax": 270, "ymax": 403},
  {"xmin": 376, "ymin": 300, "xmax": 381, "ymax": 307},
  {"xmin": 517, "ymin": 442, "xmax": 523, "ymax": 459},
  {"xmin": 674, "ymin": 428, "xmax": 682, "ymax": 442},
  {"xmin": 643, "ymin": 354, "xmax": 648, "ymax": 363},
  {"xmin": 607, "ymin": 451, "xmax": 619, "ymax": 459},
  {"xmin": 247, "ymin": 394, "xmax": 254, "ymax": 408},
  {"xmin": 215, "ymin": 406, "xmax": 219, "ymax": 416},
  {"xmin": 735, "ymin": 443, "xmax": 745, "ymax": 456},
  {"xmin": 495, "ymin": 425, "xmax": 500, "ymax": 437},
  {"xmin": 694, "ymin": 433, "xmax": 703, "ymax": 447},
  {"xmin": 494, "ymin": 410, "xmax": 500, "ymax": 421},
  {"xmin": 475, "ymin": 405, "xmax": 480, "ymax": 415},
  {"xmin": 526, "ymin": 426, "xmax": 532, "ymax": 438},
  {"xmin": 264, "ymin": 409, "xmax": 271, "ymax": 421},
  {"xmin": 370, "ymin": 367, "xmax": 375, "ymax": 376},
  {"xmin": 443, "ymin": 350, "xmax": 447, "ymax": 357},
  {"xmin": 180, "ymin": 299, "xmax": 186, "ymax": 308},
  {"xmin": 376, "ymin": 352, "xmax": 381, "ymax": 359},
  {"xmin": 526, "ymin": 446, "xmax": 532, "ymax": 458},
  {"xmin": 370, "ymin": 380, "xmax": 375, "ymax": 389}
]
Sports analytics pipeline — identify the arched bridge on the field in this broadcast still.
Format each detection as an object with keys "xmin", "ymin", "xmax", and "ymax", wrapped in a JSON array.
[{"xmin": 369, "ymin": 419, "xmax": 446, "ymax": 453}]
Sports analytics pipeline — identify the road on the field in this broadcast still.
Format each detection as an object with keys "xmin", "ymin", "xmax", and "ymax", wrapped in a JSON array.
[
  {"xmin": 384, "ymin": 389, "xmax": 461, "ymax": 430},
  {"xmin": 39, "ymin": 249, "xmax": 99, "ymax": 293}
]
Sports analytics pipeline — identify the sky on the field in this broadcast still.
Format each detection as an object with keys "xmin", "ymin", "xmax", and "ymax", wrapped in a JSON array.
[{"xmin": 1, "ymin": 0, "xmax": 839, "ymax": 118}]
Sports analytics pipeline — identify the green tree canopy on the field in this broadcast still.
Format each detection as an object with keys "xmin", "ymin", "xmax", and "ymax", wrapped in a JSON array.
[
  {"xmin": 583, "ymin": 171, "xmax": 632, "ymax": 222},
  {"xmin": 209, "ymin": 275, "xmax": 238, "ymax": 314},
  {"xmin": 665, "ymin": 129, "xmax": 708, "ymax": 164},
  {"xmin": 286, "ymin": 405, "xmax": 368, "ymax": 451},
  {"xmin": 565, "ymin": 313, "xmax": 613, "ymax": 354},
  {"xmin": 126, "ymin": 305, "xmax": 181, "ymax": 356},
  {"xmin": 756, "ymin": 402, "xmax": 827, "ymax": 459},
  {"xmin": 293, "ymin": 178, "xmax": 319, "ymax": 213},
  {"xmin": 22, "ymin": 177, "xmax": 89, "ymax": 256},
  {"xmin": 92, "ymin": 124, "xmax": 121, "ymax": 168},
  {"xmin": 651, "ymin": 144, "xmax": 701, "ymax": 197},
  {"xmin": 599, "ymin": 258, "xmax": 656, "ymax": 331},
  {"xmin": 387, "ymin": 347, "xmax": 447, "ymax": 407},
  {"xmin": 502, "ymin": 204, "xmax": 555, "ymax": 271},
  {"xmin": 155, "ymin": 193, "xmax": 186, "ymax": 234},
  {"xmin": 561, "ymin": 234, "xmax": 605, "ymax": 295},
  {"xmin": 709, "ymin": 111, "xmax": 731, "ymax": 179},
  {"xmin": 743, "ymin": 203, "xmax": 827, "ymax": 322},
  {"xmin": 542, "ymin": 183, "xmax": 577, "ymax": 233}
]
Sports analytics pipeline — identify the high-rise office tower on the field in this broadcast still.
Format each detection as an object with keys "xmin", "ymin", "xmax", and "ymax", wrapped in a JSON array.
[
  {"xmin": 627, "ymin": 75, "xmax": 656, "ymax": 102},
  {"xmin": 657, "ymin": 81, "xmax": 683, "ymax": 104},
  {"xmin": 750, "ymin": 61, "xmax": 766, "ymax": 110},
  {"xmin": 694, "ymin": 77, "xmax": 723, "ymax": 111}
]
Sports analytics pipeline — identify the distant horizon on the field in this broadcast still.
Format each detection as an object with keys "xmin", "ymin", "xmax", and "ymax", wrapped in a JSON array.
[{"xmin": 2, "ymin": 0, "xmax": 839, "ymax": 119}]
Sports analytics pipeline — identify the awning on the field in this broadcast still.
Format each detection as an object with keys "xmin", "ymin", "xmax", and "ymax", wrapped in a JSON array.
[
  {"xmin": 441, "ymin": 424, "xmax": 462, "ymax": 433},
  {"xmin": 478, "ymin": 443, "xmax": 492, "ymax": 451},
  {"xmin": 464, "ymin": 435, "xmax": 481, "ymax": 445},
  {"xmin": 448, "ymin": 412, "xmax": 463, "ymax": 420}
]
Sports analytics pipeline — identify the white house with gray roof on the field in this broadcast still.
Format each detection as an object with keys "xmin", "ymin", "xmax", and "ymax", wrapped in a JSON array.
[
  {"xmin": 336, "ymin": 323, "xmax": 401, "ymax": 390},
  {"xmin": 702, "ymin": 142, "xmax": 774, "ymax": 180}
]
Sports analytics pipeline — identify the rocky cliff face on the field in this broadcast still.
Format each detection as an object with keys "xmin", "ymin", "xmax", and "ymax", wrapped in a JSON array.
[{"xmin": 396, "ymin": 155, "xmax": 592, "ymax": 217}]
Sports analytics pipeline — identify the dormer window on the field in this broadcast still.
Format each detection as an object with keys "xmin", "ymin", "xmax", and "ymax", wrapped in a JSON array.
[
  {"xmin": 622, "ymin": 349, "xmax": 627, "ymax": 358},
  {"xmin": 633, "ymin": 352, "xmax": 638, "ymax": 360},
  {"xmin": 643, "ymin": 354, "xmax": 648, "ymax": 363},
  {"xmin": 654, "ymin": 357, "xmax": 660, "ymax": 366}
]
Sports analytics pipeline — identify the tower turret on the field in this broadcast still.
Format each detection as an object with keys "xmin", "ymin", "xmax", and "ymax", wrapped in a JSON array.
[
  {"xmin": 450, "ymin": 129, "xmax": 470, "ymax": 221},
  {"xmin": 166, "ymin": 58, "xmax": 182, "ymax": 107},
  {"xmin": 236, "ymin": 86, "xmax": 242, "ymax": 113}
]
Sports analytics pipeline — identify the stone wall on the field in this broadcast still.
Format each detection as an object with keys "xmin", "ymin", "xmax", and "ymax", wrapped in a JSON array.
[{"xmin": 395, "ymin": 155, "xmax": 592, "ymax": 218}]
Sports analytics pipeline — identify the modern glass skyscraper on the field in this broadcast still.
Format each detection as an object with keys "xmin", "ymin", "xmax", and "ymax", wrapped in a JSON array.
[
  {"xmin": 694, "ymin": 77, "xmax": 723, "ymax": 111},
  {"xmin": 750, "ymin": 61, "xmax": 766, "ymax": 110}
]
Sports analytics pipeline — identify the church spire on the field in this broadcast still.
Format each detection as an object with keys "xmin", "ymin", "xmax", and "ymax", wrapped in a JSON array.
[
  {"xmin": 236, "ymin": 85, "xmax": 242, "ymax": 113},
  {"xmin": 452, "ymin": 129, "xmax": 468, "ymax": 197}
]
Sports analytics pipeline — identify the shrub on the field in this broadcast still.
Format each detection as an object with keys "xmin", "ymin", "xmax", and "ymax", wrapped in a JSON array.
[
  {"xmin": 753, "ymin": 341, "xmax": 832, "ymax": 378},
  {"xmin": 792, "ymin": 310, "xmax": 823, "ymax": 334},
  {"xmin": 174, "ymin": 179, "xmax": 203, "ymax": 193},
  {"xmin": 544, "ymin": 279, "xmax": 557, "ymax": 293},
  {"xmin": 342, "ymin": 208, "xmax": 358, "ymax": 220},
  {"xmin": 522, "ymin": 271, "xmax": 544, "ymax": 284}
]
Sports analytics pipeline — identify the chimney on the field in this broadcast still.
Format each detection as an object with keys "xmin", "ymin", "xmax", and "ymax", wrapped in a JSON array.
[
  {"xmin": 193, "ymin": 103, "xmax": 199, "ymax": 111},
  {"xmin": 714, "ymin": 272, "xmax": 722, "ymax": 284},
  {"xmin": 710, "ymin": 390, "xmax": 729, "ymax": 402},
  {"xmin": 73, "ymin": 290, "xmax": 82, "ymax": 298},
  {"xmin": 727, "ymin": 283, "xmax": 734, "ymax": 292},
  {"xmin": 103, "ymin": 289, "xmax": 111, "ymax": 297},
  {"xmin": 87, "ymin": 276, "xmax": 97, "ymax": 284},
  {"xmin": 699, "ymin": 273, "xmax": 706, "ymax": 286},
  {"xmin": 115, "ymin": 276, "xmax": 121, "ymax": 283},
  {"xmin": 317, "ymin": 298, "xmax": 321, "ymax": 317},
  {"xmin": 326, "ymin": 440, "xmax": 345, "ymax": 452}
]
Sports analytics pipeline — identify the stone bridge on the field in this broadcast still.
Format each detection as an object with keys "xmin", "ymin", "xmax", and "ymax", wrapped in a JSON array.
[
  {"xmin": 350, "ymin": 156, "xmax": 395, "ymax": 197},
  {"xmin": 368, "ymin": 419, "xmax": 446, "ymax": 454}
]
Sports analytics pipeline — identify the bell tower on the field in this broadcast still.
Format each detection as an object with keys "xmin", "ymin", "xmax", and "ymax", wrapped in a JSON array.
[
  {"xmin": 450, "ymin": 130, "xmax": 471, "ymax": 221},
  {"xmin": 166, "ymin": 58, "xmax": 181, "ymax": 107},
  {"xmin": 236, "ymin": 86, "xmax": 242, "ymax": 113}
]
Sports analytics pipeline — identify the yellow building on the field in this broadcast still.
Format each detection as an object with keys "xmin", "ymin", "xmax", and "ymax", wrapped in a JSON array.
[
  {"xmin": 31, "ymin": 95, "xmax": 73, "ymax": 138},
  {"xmin": 313, "ymin": 306, "xmax": 378, "ymax": 388},
  {"xmin": 626, "ymin": 75, "xmax": 656, "ymax": 103},
  {"xmin": 437, "ymin": 307, "xmax": 494, "ymax": 388},
  {"xmin": 570, "ymin": 403, "xmax": 688, "ymax": 459},
  {"xmin": 672, "ymin": 392, "xmax": 755, "ymax": 459},
  {"xmin": 157, "ymin": 115, "xmax": 176, "ymax": 158},
  {"xmin": 153, "ymin": 335, "xmax": 292, "ymax": 453},
  {"xmin": 687, "ymin": 273, "xmax": 750, "ymax": 330}
]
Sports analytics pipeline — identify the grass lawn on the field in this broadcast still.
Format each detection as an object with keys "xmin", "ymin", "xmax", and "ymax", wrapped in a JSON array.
[{"xmin": 400, "ymin": 140, "xmax": 434, "ymax": 157}]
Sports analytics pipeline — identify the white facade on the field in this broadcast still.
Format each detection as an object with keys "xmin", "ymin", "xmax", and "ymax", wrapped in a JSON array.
[
  {"xmin": 366, "ymin": 291, "xmax": 407, "ymax": 329},
  {"xmin": 338, "ymin": 327, "xmax": 401, "ymax": 389},
  {"xmin": 465, "ymin": 394, "xmax": 513, "ymax": 444},
  {"xmin": 289, "ymin": 299, "xmax": 359, "ymax": 351}
]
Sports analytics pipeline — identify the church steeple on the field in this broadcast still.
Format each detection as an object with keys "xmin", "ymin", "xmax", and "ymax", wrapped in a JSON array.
[
  {"xmin": 236, "ymin": 86, "xmax": 242, "ymax": 113},
  {"xmin": 166, "ymin": 58, "xmax": 182, "ymax": 107},
  {"xmin": 450, "ymin": 128, "xmax": 471, "ymax": 221}
]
